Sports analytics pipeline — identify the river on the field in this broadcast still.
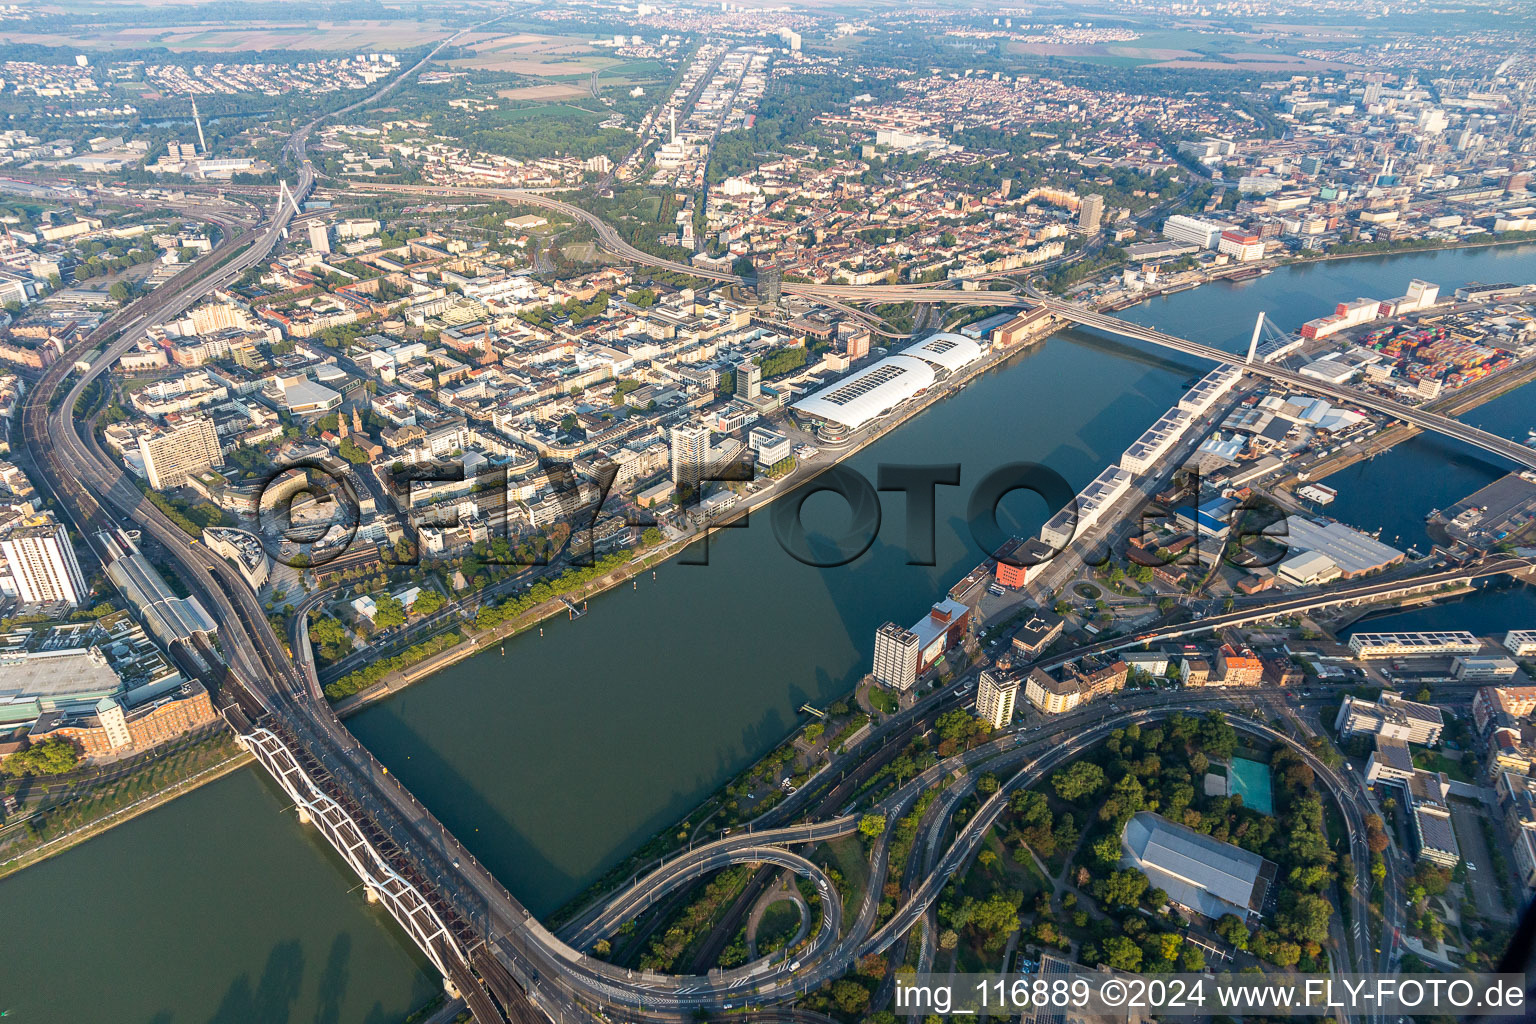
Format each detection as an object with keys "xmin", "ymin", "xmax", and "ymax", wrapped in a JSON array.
[
  {"xmin": 0, "ymin": 769, "xmax": 436, "ymax": 1023},
  {"xmin": 4, "ymin": 241, "xmax": 1536, "ymax": 1020}
]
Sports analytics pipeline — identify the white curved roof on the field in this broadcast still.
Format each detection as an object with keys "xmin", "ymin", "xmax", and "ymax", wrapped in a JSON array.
[
  {"xmin": 900, "ymin": 332, "xmax": 984, "ymax": 372},
  {"xmin": 791, "ymin": 355, "xmax": 936, "ymax": 429}
]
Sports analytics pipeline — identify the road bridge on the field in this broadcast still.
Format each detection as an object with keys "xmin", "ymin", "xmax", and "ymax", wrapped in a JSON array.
[
  {"xmin": 791, "ymin": 288, "xmax": 1536, "ymax": 472},
  {"xmin": 1036, "ymin": 556, "xmax": 1535, "ymax": 669},
  {"xmin": 1038, "ymin": 300, "xmax": 1536, "ymax": 472},
  {"xmin": 784, "ymin": 287, "xmax": 1536, "ymax": 471}
]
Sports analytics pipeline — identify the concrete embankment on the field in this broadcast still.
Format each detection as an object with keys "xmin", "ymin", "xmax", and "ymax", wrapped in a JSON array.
[{"xmin": 330, "ymin": 318, "xmax": 1069, "ymax": 717}]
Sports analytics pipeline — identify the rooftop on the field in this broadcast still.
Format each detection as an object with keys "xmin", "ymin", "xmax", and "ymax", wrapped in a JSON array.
[
  {"xmin": 911, "ymin": 598, "xmax": 969, "ymax": 652},
  {"xmin": 898, "ymin": 331, "xmax": 984, "ymax": 373},
  {"xmin": 1275, "ymin": 516, "xmax": 1404, "ymax": 576},
  {"xmin": 1375, "ymin": 735, "xmax": 1415, "ymax": 772},
  {"xmin": 1122, "ymin": 810, "xmax": 1275, "ymax": 921},
  {"xmin": 791, "ymin": 355, "xmax": 935, "ymax": 429},
  {"xmin": 0, "ymin": 647, "xmax": 123, "ymax": 712}
]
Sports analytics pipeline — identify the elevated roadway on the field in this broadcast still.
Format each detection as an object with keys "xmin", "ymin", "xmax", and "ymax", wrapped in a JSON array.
[
  {"xmin": 555, "ymin": 694, "xmax": 1389, "ymax": 1012},
  {"xmin": 1040, "ymin": 301, "xmax": 1536, "ymax": 473},
  {"xmin": 1034, "ymin": 555, "xmax": 1536, "ymax": 669}
]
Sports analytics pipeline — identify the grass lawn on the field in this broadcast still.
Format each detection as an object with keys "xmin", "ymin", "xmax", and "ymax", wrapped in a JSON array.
[
  {"xmin": 754, "ymin": 899, "xmax": 803, "ymax": 952},
  {"xmin": 1413, "ymin": 748, "xmax": 1474, "ymax": 783},
  {"xmin": 497, "ymin": 103, "xmax": 604, "ymax": 122},
  {"xmin": 607, "ymin": 58, "xmax": 670, "ymax": 79},
  {"xmin": 819, "ymin": 836, "xmax": 870, "ymax": 931}
]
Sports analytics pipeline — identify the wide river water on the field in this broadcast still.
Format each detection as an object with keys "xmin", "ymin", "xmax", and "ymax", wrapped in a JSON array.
[{"xmin": 5, "ymin": 242, "xmax": 1536, "ymax": 1022}]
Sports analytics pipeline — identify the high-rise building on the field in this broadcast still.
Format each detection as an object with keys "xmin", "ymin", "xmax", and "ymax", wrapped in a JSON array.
[
  {"xmin": 139, "ymin": 416, "xmax": 223, "ymax": 490},
  {"xmin": 872, "ymin": 622, "xmax": 920, "ymax": 691},
  {"xmin": 670, "ymin": 423, "xmax": 711, "ymax": 486},
  {"xmin": 757, "ymin": 265, "xmax": 782, "ymax": 306},
  {"xmin": 841, "ymin": 325, "xmax": 871, "ymax": 361},
  {"xmin": 307, "ymin": 222, "xmax": 331, "ymax": 254},
  {"xmin": 976, "ymin": 668, "xmax": 1020, "ymax": 730},
  {"xmin": 1078, "ymin": 193, "xmax": 1104, "ymax": 234},
  {"xmin": 1, "ymin": 516, "xmax": 88, "ymax": 608},
  {"xmin": 735, "ymin": 358, "xmax": 762, "ymax": 400},
  {"xmin": 187, "ymin": 302, "xmax": 248, "ymax": 335}
]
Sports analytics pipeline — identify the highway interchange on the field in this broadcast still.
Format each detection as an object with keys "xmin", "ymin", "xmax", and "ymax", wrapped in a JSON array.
[
  {"xmin": 541, "ymin": 681, "xmax": 1404, "ymax": 1021},
  {"xmin": 15, "ymin": 44, "xmax": 1529, "ymax": 1024}
]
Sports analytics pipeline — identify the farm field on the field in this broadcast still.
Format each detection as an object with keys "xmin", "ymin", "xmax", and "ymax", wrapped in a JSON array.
[
  {"xmin": 497, "ymin": 83, "xmax": 595, "ymax": 102},
  {"xmin": 0, "ymin": 19, "xmax": 453, "ymax": 51},
  {"xmin": 448, "ymin": 31, "xmax": 621, "ymax": 75},
  {"xmin": 1006, "ymin": 25, "xmax": 1357, "ymax": 70}
]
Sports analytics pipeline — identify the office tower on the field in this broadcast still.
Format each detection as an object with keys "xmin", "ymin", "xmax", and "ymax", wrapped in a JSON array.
[
  {"xmin": 976, "ymin": 668, "xmax": 1020, "ymax": 730},
  {"xmin": 841, "ymin": 325, "xmax": 871, "ymax": 361},
  {"xmin": 670, "ymin": 423, "xmax": 710, "ymax": 486},
  {"xmin": 1078, "ymin": 193, "xmax": 1104, "ymax": 233},
  {"xmin": 1163, "ymin": 214, "xmax": 1230, "ymax": 249},
  {"xmin": 735, "ymin": 358, "xmax": 761, "ymax": 400},
  {"xmin": 872, "ymin": 622, "xmax": 920, "ymax": 691},
  {"xmin": 757, "ymin": 265, "xmax": 782, "ymax": 306},
  {"xmin": 139, "ymin": 417, "xmax": 223, "ymax": 490},
  {"xmin": 2, "ymin": 516, "xmax": 88, "ymax": 608},
  {"xmin": 308, "ymin": 222, "xmax": 331, "ymax": 254}
]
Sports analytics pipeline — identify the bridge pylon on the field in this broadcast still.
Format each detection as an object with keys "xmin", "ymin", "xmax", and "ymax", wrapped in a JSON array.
[{"xmin": 1246, "ymin": 311, "xmax": 1266, "ymax": 364}]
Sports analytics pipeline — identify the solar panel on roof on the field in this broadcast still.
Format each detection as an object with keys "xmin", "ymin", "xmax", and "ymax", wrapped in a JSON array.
[{"xmin": 822, "ymin": 363, "xmax": 907, "ymax": 406}]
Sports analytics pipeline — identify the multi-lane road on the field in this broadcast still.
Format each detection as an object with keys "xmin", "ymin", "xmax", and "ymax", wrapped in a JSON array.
[{"xmin": 1034, "ymin": 554, "xmax": 1536, "ymax": 669}]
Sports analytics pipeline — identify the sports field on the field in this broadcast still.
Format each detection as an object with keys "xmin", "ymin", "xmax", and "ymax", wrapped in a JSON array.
[{"xmin": 1229, "ymin": 756, "xmax": 1275, "ymax": 816}]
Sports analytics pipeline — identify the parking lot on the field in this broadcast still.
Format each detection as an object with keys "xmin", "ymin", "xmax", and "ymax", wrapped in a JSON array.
[{"xmin": 1449, "ymin": 797, "xmax": 1512, "ymax": 923}]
